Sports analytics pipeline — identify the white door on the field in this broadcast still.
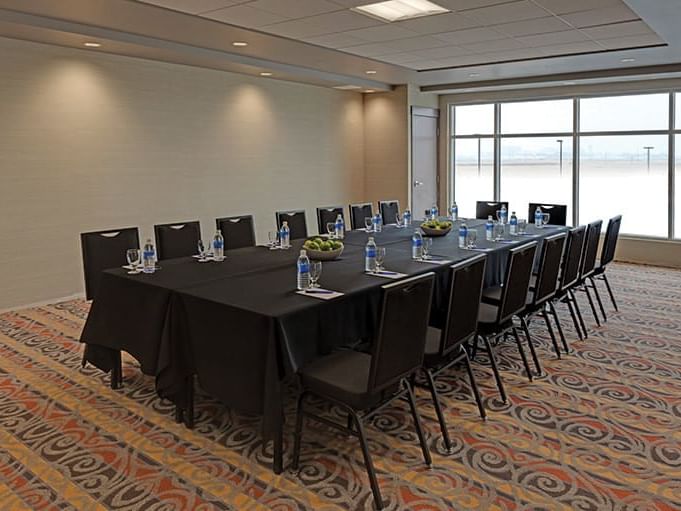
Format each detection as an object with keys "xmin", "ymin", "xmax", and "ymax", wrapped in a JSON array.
[{"xmin": 411, "ymin": 107, "xmax": 439, "ymax": 219}]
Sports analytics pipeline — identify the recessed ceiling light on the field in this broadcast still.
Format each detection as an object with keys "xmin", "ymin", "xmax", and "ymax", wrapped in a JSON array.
[
  {"xmin": 364, "ymin": 89, "xmax": 376, "ymax": 93},
  {"xmin": 563, "ymin": 81, "xmax": 577, "ymax": 85},
  {"xmin": 365, "ymin": 70, "xmax": 377, "ymax": 75},
  {"xmin": 260, "ymin": 72, "xmax": 273, "ymax": 76},
  {"xmin": 352, "ymin": 0, "xmax": 449, "ymax": 23},
  {"xmin": 232, "ymin": 41, "xmax": 248, "ymax": 47},
  {"xmin": 83, "ymin": 42, "xmax": 101, "ymax": 48},
  {"xmin": 468, "ymin": 72, "xmax": 480, "ymax": 77},
  {"xmin": 333, "ymin": 85, "xmax": 363, "ymax": 90},
  {"xmin": 621, "ymin": 58, "xmax": 636, "ymax": 63}
]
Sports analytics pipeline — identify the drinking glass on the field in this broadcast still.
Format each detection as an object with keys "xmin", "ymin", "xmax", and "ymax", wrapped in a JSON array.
[
  {"xmin": 496, "ymin": 210, "xmax": 502, "ymax": 223},
  {"xmin": 126, "ymin": 248, "xmax": 140, "ymax": 274},
  {"xmin": 422, "ymin": 237, "xmax": 433, "ymax": 259},
  {"xmin": 541, "ymin": 213, "xmax": 551, "ymax": 227},
  {"xmin": 310, "ymin": 261, "xmax": 322, "ymax": 288},
  {"xmin": 376, "ymin": 247, "xmax": 386, "ymax": 270},
  {"xmin": 466, "ymin": 230, "xmax": 477, "ymax": 249},
  {"xmin": 517, "ymin": 219, "xmax": 527, "ymax": 234},
  {"xmin": 364, "ymin": 217, "xmax": 373, "ymax": 232},
  {"xmin": 197, "ymin": 240, "xmax": 206, "ymax": 260},
  {"xmin": 326, "ymin": 222, "xmax": 336, "ymax": 238},
  {"xmin": 395, "ymin": 212, "xmax": 402, "ymax": 228},
  {"xmin": 268, "ymin": 231, "xmax": 278, "ymax": 247},
  {"xmin": 493, "ymin": 222, "xmax": 505, "ymax": 241}
]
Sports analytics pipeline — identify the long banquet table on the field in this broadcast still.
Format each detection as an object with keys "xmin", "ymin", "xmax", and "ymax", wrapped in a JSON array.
[{"xmin": 80, "ymin": 219, "xmax": 567, "ymax": 473}]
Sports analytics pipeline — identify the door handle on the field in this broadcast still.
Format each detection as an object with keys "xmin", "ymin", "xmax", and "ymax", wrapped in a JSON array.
[{"xmin": 413, "ymin": 180, "xmax": 423, "ymax": 187}]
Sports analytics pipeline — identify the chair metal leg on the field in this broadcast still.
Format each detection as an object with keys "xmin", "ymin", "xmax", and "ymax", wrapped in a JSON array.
[
  {"xmin": 482, "ymin": 335, "xmax": 507, "ymax": 403},
  {"xmin": 462, "ymin": 351, "xmax": 486, "ymax": 420},
  {"xmin": 570, "ymin": 290, "xmax": 589, "ymax": 339},
  {"xmin": 404, "ymin": 380, "xmax": 432, "ymax": 466},
  {"xmin": 601, "ymin": 273, "xmax": 618, "ymax": 311},
  {"xmin": 512, "ymin": 327, "xmax": 533, "ymax": 382},
  {"xmin": 291, "ymin": 392, "xmax": 307, "ymax": 472},
  {"xmin": 352, "ymin": 410, "xmax": 384, "ymax": 510},
  {"xmin": 541, "ymin": 309, "xmax": 562, "ymax": 360},
  {"xmin": 583, "ymin": 284, "xmax": 601, "ymax": 327},
  {"xmin": 590, "ymin": 276, "xmax": 607, "ymax": 322},
  {"xmin": 520, "ymin": 316, "xmax": 544, "ymax": 373},
  {"xmin": 549, "ymin": 301, "xmax": 571, "ymax": 354},
  {"xmin": 565, "ymin": 296, "xmax": 584, "ymax": 341},
  {"xmin": 424, "ymin": 369, "xmax": 452, "ymax": 453}
]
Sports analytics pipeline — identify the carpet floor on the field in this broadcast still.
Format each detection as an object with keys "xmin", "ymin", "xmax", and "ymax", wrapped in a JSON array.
[{"xmin": 0, "ymin": 263, "xmax": 679, "ymax": 510}]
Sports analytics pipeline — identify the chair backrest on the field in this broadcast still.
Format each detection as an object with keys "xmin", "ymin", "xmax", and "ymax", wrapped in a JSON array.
[
  {"xmin": 528, "ymin": 203, "xmax": 568, "ymax": 226},
  {"xmin": 275, "ymin": 210, "xmax": 308, "ymax": 240},
  {"xmin": 559, "ymin": 225, "xmax": 587, "ymax": 292},
  {"xmin": 316, "ymin": 206, "xmax": 344, "ymax": 235},
  {"xmin": 496, "ymin": 242, "xmax": 538, "ymax": 324},
  {"xmin": 216, "ymin": 215, "xmax": 256, "ymax": 250},
  {"xmin": 439, "ymin": 255, "xmax": 487, "ymax": 358},
  {"xmin": 600, "ymin": 215, "xmax": 622, "ymax": 268},
  {"xmin": 531, "ymin": 232, "xmax": 567, "ymax": 307},
  {"xmin": 379, "ymin": 200, "xmax": 400, "ymax": 225},
  {"xmin": 476, "ymin": 201, "xmax": 509, "ymax": 220},
  {"xmin": 368, "ymin": 273, "xmax": 435, "ymax": 393},
  {"xmin": 154, "ymin": 221, "xmax": 201, "ymax": 260},
  {"xmin": 81, "ymin": 227, "xmax": 139, "ymax": 301},
  {"xmin": 349, "ymin": 202, "xmax": 373, "ymax": 230},
  {"xmin": 580, "ymin": 219, "xmax": 603, "ymax": 279}
]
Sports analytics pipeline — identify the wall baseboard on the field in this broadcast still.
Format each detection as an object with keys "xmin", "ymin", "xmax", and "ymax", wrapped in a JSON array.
[
  {"xmin": 0, "ymin": 293, "xmax": 85, "ymax": 315},
  {"xmin": 614, "ymin": 236, "xmax": 681, "ymax": 269}
]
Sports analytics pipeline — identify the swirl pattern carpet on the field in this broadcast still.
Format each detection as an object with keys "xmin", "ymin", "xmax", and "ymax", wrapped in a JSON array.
[{"xmin": 0, "ymin": 262, "xmax": 679, "ymax": 510}]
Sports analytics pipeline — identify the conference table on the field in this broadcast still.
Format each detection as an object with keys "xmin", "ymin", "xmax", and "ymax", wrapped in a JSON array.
[{"xmin": 80, "ymin": 219, "xmax": 567, "ymax": 473}]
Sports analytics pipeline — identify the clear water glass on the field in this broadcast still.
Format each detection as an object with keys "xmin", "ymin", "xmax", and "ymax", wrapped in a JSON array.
[
  {"xmin": 494, "ymin": 222, "xmax": 505, "ymax": 241},
  {"xmin": 422, "ymin": 237, "xmax": 433, "ymax": 259},
  {"xmin": 466, "ymin": 230, "xmax": 477, "ymax": 249},
  {"xmin": 376, "ymin": 247, "xmax": 386, "ymax": 270},
  {"xmin": 197, "ymin": 240, "xmax": 206, "ymax": 260},
  {"xmin": 126, "ymin": 248, "xmax": 140, "ymax": 273},
  {"xmin": 395, "ymin": 212, "xmax": 402, "ymax": 227},
  {"xmin": 310, "ymin": 261, "xmax": 322, "ymax": 288},
  {"xmin": 517, "ymin": 219, "xmax": 527, "ymax": 234},
  {"xmin": 268, "ymin": 231, "xmax": 278, "ymax": 247},
  {"xmin": 326, "ymin": 222, "xmax": 336, "ymax": 237},
  {"xmin": 542, "ymin": 213, "xmax": 551, "ymax": 226},
  {"xmin": 364, "ymin": 217, "xmax": 373, "ymax": 232}
]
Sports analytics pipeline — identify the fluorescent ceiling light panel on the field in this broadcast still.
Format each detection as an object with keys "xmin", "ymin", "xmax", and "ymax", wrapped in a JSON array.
[
  {"xmin": 353, "ymin": 0, "xmax": 449, "ymax": 23},
  {"xmin": 333, "ymin": 85, "xmax": 363, "ymax": 90}
]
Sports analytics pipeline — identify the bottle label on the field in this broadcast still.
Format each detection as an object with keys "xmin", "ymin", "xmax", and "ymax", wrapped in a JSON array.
[
  {"xmin": 298, "ymin": 263, "xmax": 309, "ymax": 273},
  {"xmin": 214, "ymin": 240, "xmax": 224, "ymax": 249},
  {"xmin": 143, "ymin": 250, "xmax": 154, "ymax": 260},
  {"xmin": 412, "ymin": 238, "xmax": 422, "ymax": 247},
  {"xmin": 366, "ymin": 247, "xmax": 376, "ymax": 257}
]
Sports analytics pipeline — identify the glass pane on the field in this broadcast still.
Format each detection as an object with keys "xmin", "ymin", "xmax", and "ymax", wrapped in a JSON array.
[
  {"xmin": 580, "ymin": 93, "xmax": 669, "ymax": 132},
  {"xmin": 580, "ymin": 135, "xmax": 668, "ymax": 237},
  {"xmin": 454, "ymin": 104, "xmax": 494, "ymax": 135},
  {"xmin": 500, "ymin": 137, "xmax": 573, "ymax": 222},
  {"xmin": 453, "ymin": 137, "xmax": 494, "ymax": 217},
  {"xmin": 676, "ymin": 134, "xmax": 681, "ymax": 238},
  {"xmin": 501, "ymin": 99, "xmax": 572, "ymax": 134},
  {"xmin": 676, "ymin": 93, "xmax": 681, "ymax": 131}
]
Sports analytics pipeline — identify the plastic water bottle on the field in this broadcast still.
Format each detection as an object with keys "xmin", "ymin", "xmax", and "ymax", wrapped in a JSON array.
[
  {"xmin": 142, "ymin": 239, "xmax": 156, "ymax": 273},
  {"xmin": 449, "ymin": 202, "xmax": 458, "ymax": 222},
  {"xmin": 297, "ymin": 249, "xmax": 310, "ymax": 290},
  {"xmin": 372, "ymin": 213, "xmax": 382, "ymax": 233},
  {"xmin": 500, "ymin": 204, "xmax": 508, "ymax": 224},
  {"xmin": 334, "ymin": 214, "xmax": 345, "ymax": 239},
  {"xmin": 365, "ymin": 237, "xmax": 377, "ymax": 272},
  {"xmin": 509, "ymin": 211, "xmax": 518, "ymax": 235},
  {"xmin": 486, "ymin": 216, "xmax": 494, "ymax": 241},
  {"xmin": 403, "ymin": 209, "xmax": 412, "ymax": 226},
  {"xmin": 430, "ymin": 204, "xmax": 438, "ymax": 220},
  {"xmin": 412, "ymin": 230, "xmax": 423, "ymax": 260},
  {"xmin": 213, "ymin": 229, "xmax": 225, "ymax": 261},
  {"xmin": 535, "ymin": 206, "xmax": 543, "ymax": 228},
  {"xmin": 280, "ymin": 221, "xmax": 290, "ymax": 249},
  {"xmin": 458, "ymin": 222, "xmax": 468, "ymax": 248}
]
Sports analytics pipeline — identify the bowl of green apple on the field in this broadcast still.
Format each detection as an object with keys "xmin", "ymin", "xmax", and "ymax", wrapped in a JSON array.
[
  {"xmin": 420, "ymin": 219, "xmax": 453, "ymax": 237},
  {"xmin": 303, "ymin": 237, "xmax": 344, "ymax": 260}
]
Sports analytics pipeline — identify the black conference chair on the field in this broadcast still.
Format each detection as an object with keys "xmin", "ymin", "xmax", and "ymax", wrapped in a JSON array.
[
  {"xmin": 216, "ymin": 215, "xmax": 256, "ymax": 250},
  {"xmin": 349, "ymin": 202, "xmax": 373, "ymax": 230},
  {"xmin": 154, "ymin": 221, "xmax": 201, "ymax": 260},
  {"xmin": 575, "ymin": 220, "xmax": 605, "ymax": 328},
  {"xmin": 593, "ymin": 215, "xmax": 622, "ymax": 315},
  {"xmin": 378, "ymin": 200, "xmax": 400, "ymax": 225},
  {"xmin": 420, "ymin": 255, "xmax": 487, "ymax": 453},
  {"xmin": 476, "ymin": 201, "xmax": 509, "ymax": 220},
  {"xmin": 316, "ymin": 206, "xmax": 344, "ymax": 235},
  {"xmin": 292, "ymin": 273, "xmax": 435, "ymax": 511},
  {"xmin": 551, "ymin": 225, "xmax": 588, "ymax": 346},
  {"xmin": 275, "ymin": 210, "xmax": 308, "ymax": 240},
  {"xmin": 528, "ymin": 203, "xmax": 568, "ymax": 226},
  {"xmin": 476, "ymin": 242, "xmax": 538, "ymax": 402},
  {"xmin": 81, "ymin": 227, "xmax": 140, "ymax": 301}
]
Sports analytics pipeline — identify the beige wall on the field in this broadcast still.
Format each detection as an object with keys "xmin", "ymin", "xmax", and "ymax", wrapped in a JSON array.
[{"xmin": 0, "ymin": 37, "xmax": 366, "ymax": 310}]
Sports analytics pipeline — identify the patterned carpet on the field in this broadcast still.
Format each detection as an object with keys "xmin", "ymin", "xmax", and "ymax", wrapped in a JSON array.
[{"xmin": 0, "ymin": 263, "xmax": 680, "ymax": 510}]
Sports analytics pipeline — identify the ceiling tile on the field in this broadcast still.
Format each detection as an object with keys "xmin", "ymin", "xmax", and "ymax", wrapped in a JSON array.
[
  {"xmin": 493, "ymin": 16, "xmax": 572, "ymax": 37},
  {"xmin": 202, "ymin": 4, "xmax": 290, "ymax": 27},
  {"xmin": 581, "ymin": 20, "xmax": 656, "ymax": 40},
  {"xmin": 559, "ymin": 6, "xmax": 639, "ymax": 28},
  {"xmin": 597, "ymin": 34, "xmax": 666, "ymax": 49},
  {"xmin": 304, "ymin": 32, "xmax": 368, "ymax": 48},
  {"xmin": 437, "ymin": 0, "xmax": 521, "ymax": 11},
  {"xmin": 343, "ymin": 24, "xmax": 420, "ymax": 43},
  {"xmin": 395, "ymin": 12, "xmax": 480, "ymax": 34},
  {"xmin": 376, "ymin": 52, "xmax": 424, "ymax": 64},
  {"xmin": 463, "ymin": 0, "xmax": 549, "ymax": 25},
  {"xmin": 411, "ymin": 45, "xmax": 470, "ymax": 59},
  {"xmin": 426, "ymin": 54, "xmax": 495, "ymax": 67},
  {"xmin": 382, "ymin": 35, "xmax": 450, "ymax": 51},
  {"xmin": 138, "ymin": 0, "xmax": 246, "ymax": 15},
  {"xmin": 536, "ymin": 40, "xmax": 604, "ymax": 56},
  {"xmin": 410, "ymin": 59, "xmax": 448, "ymax": 70},
  {"xmin": 247, "ymin": 0, "xmax": 341, "ymax": 18},
  {"xmin": 263, "ymin": 10, "xmax": 381, "ymax": 38},
  {"xmin": 434, "ymin": 26, "xmax": 506, "ymax": 44},
  {"xmin": 460, "ymin": 37, "xmax": 523, "ymax": 53},
  {"xmin": 339, "ymin": 42, "xmax": 399, "ymax": 57},
  {"xmin": 533, "ymin": 0, "xmax": 624, "ymax": 16},
  {"xmin": 517, "ymin": 28, "xmax": 589, "ymax": 47},
  {"xmin": 327, "ymin": 0, "xmax": 374, "ymax": 7}
]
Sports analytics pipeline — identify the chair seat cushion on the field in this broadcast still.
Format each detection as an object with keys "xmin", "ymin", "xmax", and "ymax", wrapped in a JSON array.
[
  {"xmin": 300, "ymin": 350, "xmax": 377, "ymax": 409},
  {"xmin": 423, "ymin": 327, "xmax": 443, "ymax": 367},
  {"xmin": 478, "ymin": 302, "xmax": 513, "ymax": 334}
]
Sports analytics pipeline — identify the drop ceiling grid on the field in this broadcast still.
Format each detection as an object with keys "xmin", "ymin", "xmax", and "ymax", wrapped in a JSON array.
[{"xmin": 137, "ymin": 0, "xmax": 664, "ymax": 71}]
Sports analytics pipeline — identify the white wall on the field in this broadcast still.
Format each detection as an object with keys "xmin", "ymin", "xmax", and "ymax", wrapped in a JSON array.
[{"xmin": 0, "ymin": 37, "xmax": 366, "ymax": 309}]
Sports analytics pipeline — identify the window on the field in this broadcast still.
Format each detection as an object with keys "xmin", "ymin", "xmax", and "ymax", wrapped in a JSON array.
[
  {"xmin": 579, "ymin": 135, "xmax": 668, "ymax": 237},
  {"xmin": 453, "ymin": 104, "xmax": 494, "ymax": 136},
  {"xmin": 580, "ymin": 94, "xmax": 668, "ymax": 132},
  {"xmin": 676, "ymin": 134, "xmax": 681, "ymax": 239},
  {"xmin": 453, "ymin": 138, "xmax": 494, "ymax": 217},
  {"xmin": 501, "ymin": 99, "xmax": 572, "ymax": 134}
]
